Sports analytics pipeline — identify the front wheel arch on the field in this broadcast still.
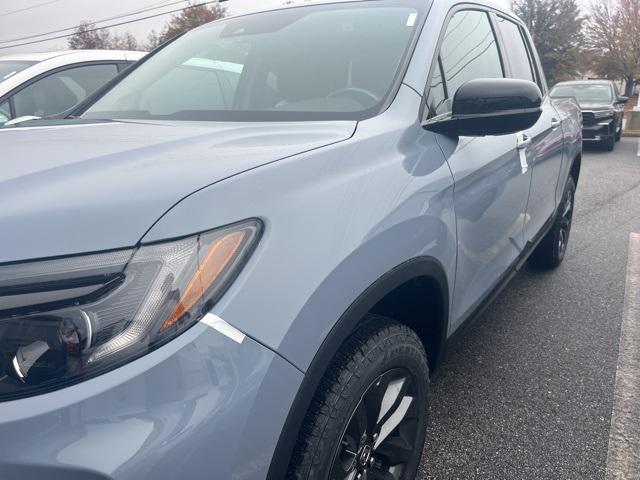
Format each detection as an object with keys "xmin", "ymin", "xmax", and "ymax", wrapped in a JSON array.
[{"xmin": 266, "ymin": 257, "xmax": 449, "ymax": 480}]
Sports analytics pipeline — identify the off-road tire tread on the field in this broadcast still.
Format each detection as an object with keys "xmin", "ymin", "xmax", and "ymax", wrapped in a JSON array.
[{"xmin": 287, "ymin": 316, "xmax": 428, "ymax": 480}]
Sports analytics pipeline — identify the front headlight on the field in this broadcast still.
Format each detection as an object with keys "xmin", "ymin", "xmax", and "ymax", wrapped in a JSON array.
[
  {"xmin": 0, "ymin": 219, "xmax": 262, "ymax": 401},
  {"xmin": 594, "ymin": 109, "xmax": 615, "ymax": 119}
]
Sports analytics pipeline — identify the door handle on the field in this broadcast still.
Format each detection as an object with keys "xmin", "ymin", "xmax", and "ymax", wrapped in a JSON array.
[
  {"xmin": 551, "ymin": 118, "xmax": 560, "ymax": 129},
  {"xmin": 516, "ymin": 132, "xmax": 530, "ymax": 174},
  {"xmin": 516, "ymin": 132, "xmax": 531, "ymax": 150}
]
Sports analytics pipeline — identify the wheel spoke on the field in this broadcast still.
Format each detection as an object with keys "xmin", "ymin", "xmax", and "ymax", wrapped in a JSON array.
[
  {"xmin": 374, "ymin": 435, "xmax": 415, "ymax": 464},
  {"xmin": 563, "ymin": 192, "xmax": 573, "ymax": 218},
  {"xmin": 330, "ymin": 437, "xmax": 358, "ymax": 479},
  {"xmin": 371, "ymin": 374, "xmax": 410, "ymax": 435},
  {"xmin": 373, "ymin": 396, "xmax": 413, "ymax": 449},
  {"xmin": 364, "ymin": 376, "xmax": 388, "ymax": 436},
  {"xmin": 376, "ymin": 377, "xmax": 406, "ymax": 425},
  {"xmin": 367, "ymin": 469, "xmax": 396, "ymax": 480},
  {"xmin": 347, "ymin": 400, "xmax": 368, "ymax": 441}
]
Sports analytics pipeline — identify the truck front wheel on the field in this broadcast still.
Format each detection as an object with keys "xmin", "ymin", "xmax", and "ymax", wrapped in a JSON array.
[{"xmin": 288, "ymin": 317, "xmax": 429, "ymax": 480}]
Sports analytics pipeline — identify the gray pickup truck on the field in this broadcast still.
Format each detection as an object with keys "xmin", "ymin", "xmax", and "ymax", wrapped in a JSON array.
[{"xmin": 0, "ymin": 1, "xmax": 581, "ymax": 479}]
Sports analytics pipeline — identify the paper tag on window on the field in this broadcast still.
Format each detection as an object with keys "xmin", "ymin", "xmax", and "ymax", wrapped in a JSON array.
[{"xmin": 407, "ymin": 13, "xmax": 418, "ymax": 27}]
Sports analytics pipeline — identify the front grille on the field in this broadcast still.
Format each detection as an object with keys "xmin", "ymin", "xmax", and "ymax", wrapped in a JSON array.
[{"xmin": 582, "ymin": 111, "xmax": 596, "ymax": 127}]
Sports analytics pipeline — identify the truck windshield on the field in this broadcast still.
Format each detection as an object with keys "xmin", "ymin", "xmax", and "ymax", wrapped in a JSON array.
[
  {"xmin": 83, "ymin": 1, "xmax": 422, "ymax": 122},
  {"xmin": 551, "ymin": 84, "xmax": 614, "ymax": 103},
  {"xmin": 0, "ymin": 61, "xmax": 35, "ymax": 81}
]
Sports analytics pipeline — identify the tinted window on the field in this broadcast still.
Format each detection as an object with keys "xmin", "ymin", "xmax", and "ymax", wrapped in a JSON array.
[
  {"xmin": 13, "ymin": 64, "xmax": 119, "ymax": 118},
  {"xmin": 0, "ymin": 101, "xmax": 10, "ymax": 124},
  {"xmin": 0, "ymin": 61, "xmax": 35, "ymax": 81},
  {"xmin": 84, "ymin": 2, "xmax": 423, "ymax": 122},
  {"xmin": 437, "ymin": 10, "xmax": 504, "ymax": 113},
  {"xmin": 495, "ymin": 17, "xmax": 534, "ymax": 82}
]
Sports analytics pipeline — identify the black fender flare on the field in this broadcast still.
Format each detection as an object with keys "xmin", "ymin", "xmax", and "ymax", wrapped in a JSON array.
[{"xmin": 266, "ymin": 256, "xmax": 449, "ymax": 479}]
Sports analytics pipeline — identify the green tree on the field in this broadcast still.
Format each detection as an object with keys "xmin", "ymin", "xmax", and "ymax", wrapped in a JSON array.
[
  {"xmin": 511, "ymin": 0, "xmax": 586, "ymax": 86},
  {"xmin": 587, "ymin": 0, "xmax": 640, "ymax": 96},
  {"xmin": 158, "ymin": 1, "xmax": 226, "ymax": 44}
]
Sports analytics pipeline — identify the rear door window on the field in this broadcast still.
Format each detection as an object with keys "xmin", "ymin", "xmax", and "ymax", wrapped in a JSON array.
[{"xmin": 495, "ymin": 16, "xmax": 535, "ymax": 83}]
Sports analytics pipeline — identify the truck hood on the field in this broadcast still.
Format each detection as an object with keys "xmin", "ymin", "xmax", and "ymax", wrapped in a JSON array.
[
  {"xmin": 0, "ymin": 119, "xmax": 355, "ymax": 263},
  {"xmin": 578, "ymin": 102, "xmax": 613, "ymax": 111}
]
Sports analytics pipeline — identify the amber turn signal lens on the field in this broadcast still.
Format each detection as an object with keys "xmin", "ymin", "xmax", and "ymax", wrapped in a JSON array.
[{"xmin": 161, "ymin": 230, "xmax": 246, "ymax": 331}]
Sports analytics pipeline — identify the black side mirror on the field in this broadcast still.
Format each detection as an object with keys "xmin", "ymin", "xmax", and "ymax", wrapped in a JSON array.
[
  {"xmin": 617, "ymin": 96, "xmax": 629, "ymax": 105},
  {"xmin": 424, "ymin": 78, "xmax": 543, "ymax": 137}
]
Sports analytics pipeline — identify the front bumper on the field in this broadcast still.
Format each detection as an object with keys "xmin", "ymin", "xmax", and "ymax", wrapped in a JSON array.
[
  {"xmin": 0, "ymin": 319, "xmax": 302, "ymax": 480},
  {"xmin": 582, "ymin": 118, "xmax": 616, "ymax": 141}
]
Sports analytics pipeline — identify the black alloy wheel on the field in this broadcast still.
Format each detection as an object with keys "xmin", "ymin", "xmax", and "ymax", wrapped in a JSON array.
[
  {"xmin": 330, "ymin": 368, "xmax": 422, "ymax": 480},
  {"xmin": 557, "ymin": 185, "xmax": 574, "ymax": 263},
  {"xmin": 529, "ymin": 176, "xmax": 576, "ymax": 269}
]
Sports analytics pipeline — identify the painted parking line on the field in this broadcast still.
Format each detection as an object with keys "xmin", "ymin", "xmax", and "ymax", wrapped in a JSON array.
[{"xmin": 606, "ymin": 232, "xmax": 640, "ymax": 480}]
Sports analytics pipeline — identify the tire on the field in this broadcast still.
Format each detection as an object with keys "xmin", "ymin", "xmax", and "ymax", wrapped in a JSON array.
[
  {"xmin": 288, "ymin": 316, "xmax": 429, "ymax": 480},
  {"xmin": 529, "ymin": 177, "xmax": 576, "ymax": 270},
  {"xmin": 616, "ymin": 116, "xmax": 623, "ymax": 141},
  {"xmin": 603, "ymin": 134, "xmax": 615, "ymax": 151}
]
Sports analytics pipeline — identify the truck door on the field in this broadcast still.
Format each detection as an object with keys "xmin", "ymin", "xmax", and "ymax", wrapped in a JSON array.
[
  {"xmin": 493, "ymin": 14, "xmax": 564, "ymax": 242},
  {"xmin": 426, "ymin": 9, "xmax": 532, "ymax": 331}
]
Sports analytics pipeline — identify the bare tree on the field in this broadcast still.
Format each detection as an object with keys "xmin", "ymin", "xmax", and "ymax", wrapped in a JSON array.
[
  {"xmin": 587, "ymin": 0, "xmax": 640, "ymax": 96},
  {"xmin": 144, "ymin": 30, "xmax": 162, "ymax": 51},
  {"xmin": 67, "ymin": 21, "xmax": 113, "ymax": 50},
  {"xmin": 511, "ymin": 0, "xmax": 586, "ymax": 86},
  {"xmin": 68, "ymin": 21, "xmax": 139, "ymax": 51},
  {"xmin": 109, "ymin": 32, "xmax": 139, "ymax": 51},
  {"xmin": 158, "ymin": 1, "xmax": 226, "ymax": 44}
]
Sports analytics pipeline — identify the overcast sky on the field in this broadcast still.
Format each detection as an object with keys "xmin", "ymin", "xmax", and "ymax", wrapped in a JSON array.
[{"xmin": 0, "ymin": 0, "xmax": 517, "ymax": 55}]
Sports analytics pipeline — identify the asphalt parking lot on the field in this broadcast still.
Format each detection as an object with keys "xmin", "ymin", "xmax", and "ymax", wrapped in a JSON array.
[{"xmin": 418, "ymin": 138, "xmax": 640, "ymax": 480}]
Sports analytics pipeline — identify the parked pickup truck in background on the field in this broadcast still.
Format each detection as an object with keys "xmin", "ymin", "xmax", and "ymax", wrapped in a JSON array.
[
  {"xmin": 0, "ymin": 1, "xmax": 582, "ymax": 479},
  {"xmin": 551, "ymin": 79, "xmax": 629, "ymax": 151}
]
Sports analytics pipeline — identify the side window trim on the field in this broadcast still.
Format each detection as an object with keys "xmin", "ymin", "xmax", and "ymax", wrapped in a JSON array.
[
  {"xmin": 492, "ymin": 13, "xmax": 538, "ymax": 87},
  {"xmin": 486, "ymin": 12, "xmax": 508, "ymax": 79},
  {"xmin": 0, "ymin": 98, "xmax": 13, "ymax": 122},
  {"xmin": 422, "ymin": 7, "xmax": 504, "ymax": 122},
  {"xmin": 8, "ymin": 96, "xmax": 16, "ymax": 119},
  {"xmin": 426, "ymin": 56, "xmax": 448, "ymax": 119},
  {"xmin": 438, "ymin": 56, "xmax": 449, "ymax": 100},
  {"xmin": 520, "ymin": 26, "xmax": 547, "ymax": 94}
]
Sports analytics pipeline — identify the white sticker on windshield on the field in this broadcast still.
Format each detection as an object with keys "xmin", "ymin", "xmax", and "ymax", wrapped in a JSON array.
[{"xmin": 407, "ymin": 13, "xmax": 418, "ymax": 27}]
